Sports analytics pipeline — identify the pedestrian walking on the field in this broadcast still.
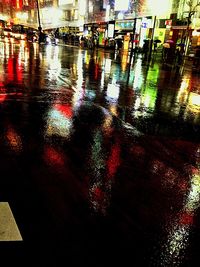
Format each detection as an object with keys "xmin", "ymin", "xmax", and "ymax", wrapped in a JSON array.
[
  {"xmin": 142, "ymin": 39, "xmax": 149, "ymax": 60},
  {"xmin": 193, "ymin": 45, "xmax": 200, "ymax": 70}
]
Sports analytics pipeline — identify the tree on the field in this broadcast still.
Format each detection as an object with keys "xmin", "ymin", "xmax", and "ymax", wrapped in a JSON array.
[
  {"xmin": 186, "ymin": 0, "xmax": 200, "ymax": 24},
  {"xmin": 183, "ymin": 0, "xmax": 200, "ymax": 55}
]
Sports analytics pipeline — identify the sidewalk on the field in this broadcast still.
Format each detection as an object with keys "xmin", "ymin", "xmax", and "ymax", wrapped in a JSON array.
[{"xmin": 57, "ymin": 40, "xmax": 196, "ymax": 73}]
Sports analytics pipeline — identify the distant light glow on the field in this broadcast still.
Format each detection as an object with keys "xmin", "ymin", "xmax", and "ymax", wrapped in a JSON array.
[
  {"xmin": 146, "ymin": 0, "xmax": 171, "ymax": 16},
  {"xmin": 115, "ymin": 0, "xmax": 129, "ymax": 11},
  {"xmin": 41, "ymin": 8, "xmax": 63, "ymax": 26},
  {"xmin": 88, "ymin": 0, "xmax": 93, "ymax": 13},
  {"xmin": 79, "ymin": 0, "xmax": 87, "ymax": 16},
  {"xmin": 58, "ymin": 0, "xmax": 73, "ymax": 5},
  {"xmin": 108, "ymin": 23, "xmax": 114, "ymax": 37},
  {"xmin": 188, "ymin": 92, "xmax": 200, "ymax": 113},
  {"xmin": 117, "ymin": 12, "xmax": 124, "ymax": 20},
  {"xmin": 189, "ymin": 92, "xmax": 200, "ymax": 107},
  {"xmin": 105, "ymin": 5, "xmax": 110, "ymax": 21},
  {"xmin": 16, "ymin": 12, "xmax": 28, "ymax": 20}
]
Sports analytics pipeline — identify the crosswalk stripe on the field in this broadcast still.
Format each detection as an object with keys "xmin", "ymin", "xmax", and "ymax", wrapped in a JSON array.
[{"xmin": 0, "ymin": 202, "xmax": 22, "ymax": 241}]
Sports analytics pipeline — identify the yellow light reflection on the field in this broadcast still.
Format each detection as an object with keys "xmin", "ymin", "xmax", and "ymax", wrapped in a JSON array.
[
  {"xmin": 6, "ymin": 127, "xmax": 22, "ymax": 153},
  {"xmin": 185, "ymin": 92, "xmax": 200, "ymax": 115},
  {"xmin": 177, "ymin": 78, "xmax": 190, "ymax": 104},
  {"xmin": 109, "ymin": 104, "xmax": 118, "ymax": 116},
  {"xmin": 121, "ymin": 53, "xmax": 128, "ymax": 72},
  {"xmin": 189, "ymin": 92, "xmax": 200, "ymax": 107},
  {"xmin": 102, "ymin": 115, "xmax": 113, "ymax": 135}
]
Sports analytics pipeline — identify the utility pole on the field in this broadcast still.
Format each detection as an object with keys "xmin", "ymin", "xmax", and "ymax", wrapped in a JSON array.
[
  {"xmin": 36, "ymin": 0, "xmax": 42, "ymax": 43},
  {"xmin": 148, "ymin": 16, "xmax": 157, "ymax": 62},
  {"xmin": 129, "ymin": 17, "xmax": 137, "ymax": 63}
]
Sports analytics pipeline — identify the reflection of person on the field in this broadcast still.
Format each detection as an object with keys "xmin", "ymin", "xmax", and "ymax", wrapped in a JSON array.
[
  {"xmin": 142, "ymin": 39, "xmax": 149, "ymax": 60},
  {"xmin": 162, "ymin": 42, "xmax": 175, "ymax": 63},
  {"xmin": 175, "ymin": 44, "xmax": 184, "ymax": 65},
  {"xmin": 153, "ymin": 41, "xmax": 158, "ymax": 51},
  {"xmin": 193, "ymin": 46, "xmax": 200, "ymax": 68},
  {"xmin": 116, "ymin": 38, "xmax": 123, "ymax": 50}
]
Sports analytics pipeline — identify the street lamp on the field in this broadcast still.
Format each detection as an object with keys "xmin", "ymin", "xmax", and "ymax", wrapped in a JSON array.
[{"xmin": 36, "ymin": 0, "xmax": 42, "ymax": 42}]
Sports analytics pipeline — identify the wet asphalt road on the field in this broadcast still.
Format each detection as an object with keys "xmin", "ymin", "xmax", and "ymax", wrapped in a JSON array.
[{"xmin": 0, "ymin": 38, "xmax": 200, "ymax": 266}]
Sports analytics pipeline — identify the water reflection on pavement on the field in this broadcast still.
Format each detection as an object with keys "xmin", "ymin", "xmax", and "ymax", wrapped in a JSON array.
[{"xmin": 0, "ymin": 39, "xmax": 199, "ymax": 266}]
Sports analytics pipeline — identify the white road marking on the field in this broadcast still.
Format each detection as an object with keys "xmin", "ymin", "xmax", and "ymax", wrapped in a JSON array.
[{"xmin": 0, "ymin": 202, "xmax": 22, "ymax": 241}]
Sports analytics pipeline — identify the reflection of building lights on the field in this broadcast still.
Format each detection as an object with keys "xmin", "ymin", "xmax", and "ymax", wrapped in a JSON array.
[
  {"xmin": 46, "ymin": 46, "xmax": 61, "ymax": 79},
  {"xmin": 7, "ymin": 127, "xmax": 22, "ymax": 153},
  {"xmin": 0, "ymin": 93, "xmax": 7, "ymax": 103},
  {"xmin": 189, "ymin": 92, "xmax": 200, "ymax": 106},
  {"xmin": 121, "ymin": 53, "xmax": 128, "ymax": 71},
  {"xmin": 180, "ymin": 79, "xmax": 190, "ymax": 92},
  {"xmin": 109, "ymin": 104, "xmax": 118, "ymax": 116},
  {"xmin": 133, "ymin": 61, "xmax": 143, "ymax": 89},
  {"xmin": 134, "ymin": 97, "xmax": 141, "ymax": 110},
  {"xmin": 46, "ymin": 109, "xmax": 72, "ymax": 138},
  {"xmin": 160, "ymin": 154, "xmax": 200, "ymax": 266},
  {"xmin": 72, "ymin": 51, "xmax": 85, "ymax": 106},
  {"xmin": 143, "ymin": 87, "xmax": 157, "ymax": 109},
  {"xmin": 187, "ymin": 92, "xmax": 200, "ymax": 113},
  {"xmin": 104, "ymin": 58, "xmax": 112, "ymax": 73},
  {"xmin": 44, "ymin": 146, "xmax": 64, "ymax": 166},
  {"xmin": 185, "ymin": 171, "xmax": 200, "ymax": 212},
  {"xmin": 177, "ymin": 78, "xmax": 190, "ymax": 104},
  {"xmin": 107, "ymin": 83, "xmax": 120, "ymax": 100},
  {"xmin": 102, "ymin": 116, "xmax": 113, "ymax": 135}
]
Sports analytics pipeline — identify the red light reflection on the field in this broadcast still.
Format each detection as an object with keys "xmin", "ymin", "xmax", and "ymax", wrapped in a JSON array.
[
  {"xmin": 54, "ymin": 104, "xmax": 73, "ymax": 118},
  {"xmin": 44, "ymin": 146, "xmax": 64, "ymax": 166},
  {"xmin": 107, "ymin": 142, "xmax": 121, "ymax": 179},
  {"xmin": 179, "ymin": 213, "xmax": 194, "ymax": 226},
  {"xmin": 7, "ymin": 57, "xmax": 22, "ymax": 83}
]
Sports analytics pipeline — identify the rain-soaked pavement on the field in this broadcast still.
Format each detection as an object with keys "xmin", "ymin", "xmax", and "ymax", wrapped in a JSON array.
[{"xmin": 0, "ymin": 38, "xmax": 200, "ymax": 266}]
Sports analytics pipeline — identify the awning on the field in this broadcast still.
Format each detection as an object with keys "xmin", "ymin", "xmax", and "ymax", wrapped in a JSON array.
[{"xmin": 171, "ymin": 26, "xmax": 190, "ymax": 29}]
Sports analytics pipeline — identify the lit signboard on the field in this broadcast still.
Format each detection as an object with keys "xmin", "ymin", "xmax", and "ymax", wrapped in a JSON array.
[{"xmin": 108, "ymin": 23, "xmax": 114, "ymax": 38}]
